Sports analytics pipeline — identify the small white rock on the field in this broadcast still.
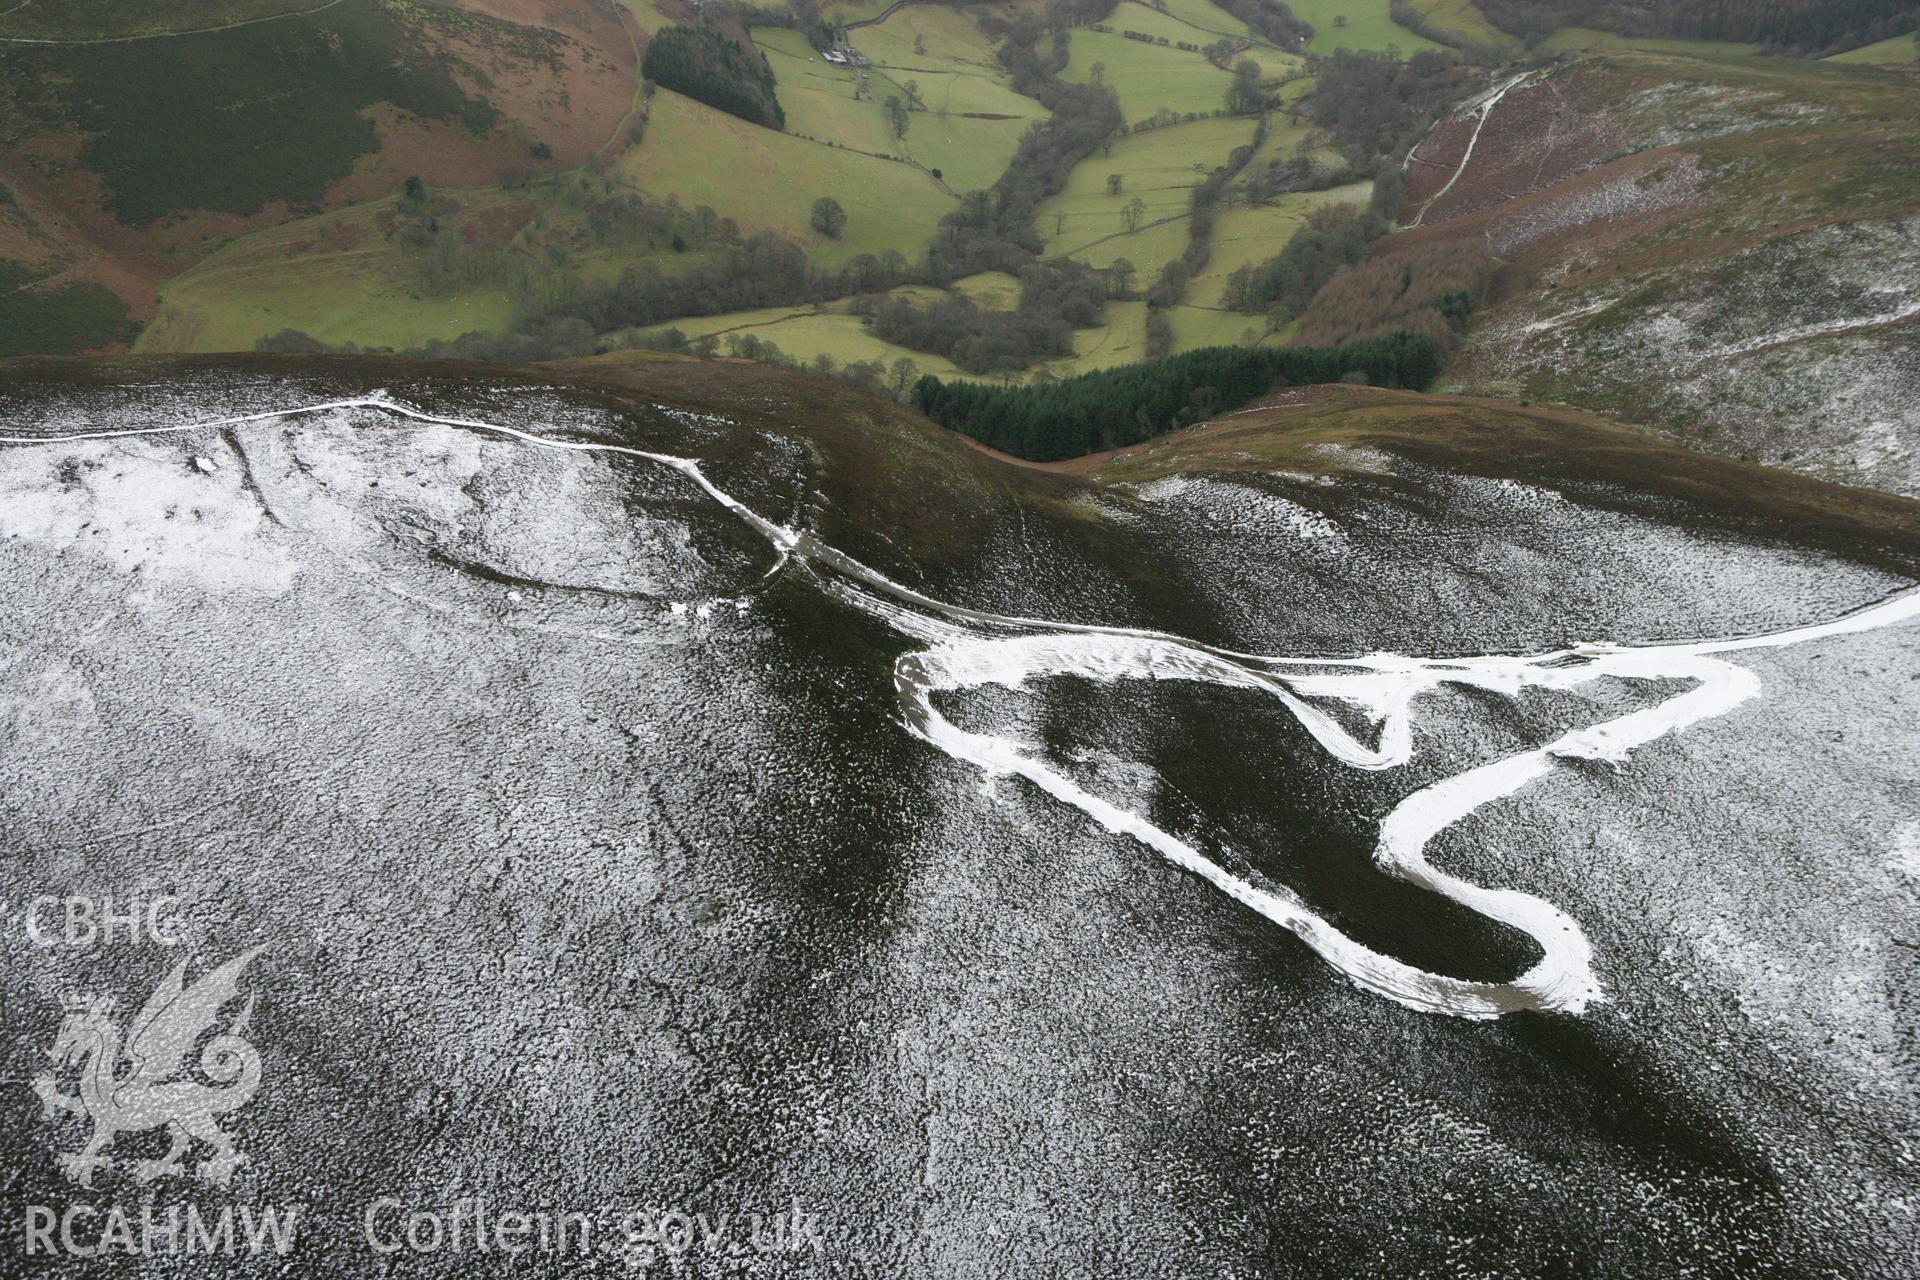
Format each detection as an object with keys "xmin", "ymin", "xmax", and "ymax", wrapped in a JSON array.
[{"xmin": 192, "ymin": 455, "xmax": 218, "ymax": 474}]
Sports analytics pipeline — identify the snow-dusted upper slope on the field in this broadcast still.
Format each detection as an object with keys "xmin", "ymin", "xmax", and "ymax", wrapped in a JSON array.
[{"xmin": 1, "ymin": 356, "xmax": 1917, "ymax": 1274}]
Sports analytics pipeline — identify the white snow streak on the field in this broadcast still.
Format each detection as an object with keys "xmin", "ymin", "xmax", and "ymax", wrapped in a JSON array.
[{"xmin": 1401, "ymin": 71, "xmax": 1539, "ymax": 231}]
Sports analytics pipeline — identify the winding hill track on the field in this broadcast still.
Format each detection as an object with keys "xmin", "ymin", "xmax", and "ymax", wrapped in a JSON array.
[
  {"xmin": 1400, "ymin": 70, "xmax": 1537, "ymax": 230},
  {"xmin": 7, "ymin": 391, "xmax": 1917, "ymax": 1019}
]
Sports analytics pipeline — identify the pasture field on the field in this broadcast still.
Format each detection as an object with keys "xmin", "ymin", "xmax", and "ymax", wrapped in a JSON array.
[
  {"xmin": 855, "ymin": 3, "xmax": 1045, "ymax": 191},
  {"xmin": 874, "ymin": 67, "xmax": 1036, "ymax": 119},
  {"xmin": 1167, "ymin": 303, "xmax": 1269, "ymax": 351},
  {"xmin": 138, "ymin": 235, "xmax": 520, "ymax": 356},
  {"xmin": 875, "ymin": 284, "xmax": 956, "ymax": 306},
  {"xmin": 823, "ymin": 0, "xmax": 894, "ymax": 21},
  {"xmin": 1049, "ymin": 300, "xmax": 1151, "ymax": 374},
  {"xmin": 879, "ymin": 71, "xmax": 1038, "ymax": 192},
  {"xmin": 619, "ymin": 290, "xmax": 1157, "ymax": 384},
  {"xmin": 1187, "ymin": 180, "xmax": 1373, "ymax": 307},
  {"xmin": 755, "ymin": 27, "xmax": 900, "ymax": 156},
  {"xmin": 855, "ymin": 4, "xmax": 1010, "ymax": 77},
  {"xmin": 1537, "ymin": 27, "xmax": 1761, "ymax": 57},
  {"xmin": 1067, "ymin": 211, "xmax": 1191, "ymax": 277},
  {"xmin": 1287, "ymin": 0, "xmax": 1442, "ymax": 56},
  {"xmin": 1824, "ymin": 32, "xmax": 1918, "ymax": 63},
  {"xmin": 1399, "ymin": 0, "xmax": 1516, "ymax": 52},
  {"xmin": 1237, "ymin": 113, "xmax": 1324, "ymax": 176},
  {"xmin": 1148, "ymin": 0, "xmax": 1256, "ymax": 43},
  {"xmin": 1052, "ymin": 205, "xmax": 1182, "ymax": 278},
  {"xmin": 630, "ymin": 304, "xmax": 829, "ymax": 342},
  {"xmin": 1061, "ymin": 28, "xmax": 1234, "ymax": 123},
  {"xmin": 136, "ymin": 178, "xmax": 726, "ymax": 354},
  {"xmin": 1102, "ymin": 1, "xmax": 1231, "ymax": 48},
  {"xmin": 614, "ymin": 90, "xmax": 955, "ymax": 269},
  {"xmin": 627, "ymin": 307, "xmax": 975, "ymax": 381},
  {"xmin": 898, "ymin": 107, "xmax": 1033, "ymax": 193},
  {"xmin": 139, "ymin": 258, "xmax": 517, "ymax": 354},
  {"xmin": 1034, "ymin": 116, "xmax": 1256, "ymax": 259},
  {"xmin": 1274, "ymin": 74, "xmax": 1315, "ymax": 104},
  {"xmin": 756, "ymin": 24, "xmax": 1037, "ymax": 195},
  {"xmin": 608, "ymin": 0, "xmax": 674, "ymax": 35},
  {"xmin": 137, "ymin": 191, "xmax": 525, "ymax": 353},
  {"xmin": 951, "ymin": 271, "xmax": 1023, "ymax": 309}
]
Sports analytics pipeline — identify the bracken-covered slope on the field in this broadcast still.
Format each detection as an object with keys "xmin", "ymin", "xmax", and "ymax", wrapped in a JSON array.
[
  {"xmin": 0, "ymin": 0, "xmax": 637, "ymax": 355},
  {"xmin": 1375, "ymin": 51, "xmax": 1920, "ymax": 497},
  {"xmin": 2, "ymin": 352, "xmax": 1917, "ymax": 1275}
]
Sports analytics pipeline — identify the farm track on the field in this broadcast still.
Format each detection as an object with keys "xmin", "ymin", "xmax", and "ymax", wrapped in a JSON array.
[
  {"xmin": 11, "ymin": 392, "xmax": 1917, "ymax": 1021},
  {"xmin": 593, "ymin": 1, "xmax": 647, "ymax": 166},
  {"xmin": 1400, "ymin": 70, "xmax": 1537, "ymax": 230},
  {"xmin": 844, "ymin": 0, "xmax": 919, "ymax": 32}
]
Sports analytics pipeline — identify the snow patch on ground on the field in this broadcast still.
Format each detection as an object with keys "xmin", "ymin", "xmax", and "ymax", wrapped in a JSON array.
[
  {"xmin": 0, "ymin": 437, "xmax": 299, "ymax": 596},
  {"xmin": 1310, "ymin": 443, "xmax": 1396, "ymax": 474},
  {"xmin": 1616, "ymin": 82, "xmax": 1827, "ymax": 150},
  {"xmin": 1461, "ymin": 216, "xmax": 1920, "ymax": 496},
  {"xmin": 1132, "ymin": 475, "xmax": 1343, "ymax": 542},
  {"xmin": 1892, "ymin": 821, "xmax": 1920, "ymax": 880},
  {"xmin": 1070, "ymin": 492, "xmax": 1143, "ymax": 525},
  {"xmin": 1487, "ymin": 477, "xmax": 1569, "ymax": 509},
  {"xmin": 1488, "ymin": 154, "xmax": 1704, "ymax": 257}
]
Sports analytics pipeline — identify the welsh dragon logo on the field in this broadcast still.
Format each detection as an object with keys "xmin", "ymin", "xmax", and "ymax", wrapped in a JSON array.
[{"xmin": 29, "ymin": 947, "xmax": 265, "ymax": 1187}]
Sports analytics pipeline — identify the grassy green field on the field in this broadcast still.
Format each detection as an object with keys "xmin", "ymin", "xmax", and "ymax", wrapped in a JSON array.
[
  {"xmin": 1399, "ymin": 0, "xmax": 1516, "ymax": 52},
  {"xmin": 1287, "ymin": 0, "xmax": 1442, "ymax": 56},
  {"xmin": 1824, "ymin": 32, "xmax": 1918, "ymax": 63},
  {"xmin": 617, "ymin": 287, "xmax": 1161, "ymax": 384},
  {"xmin": 1103, "ymin": 0, "xmax": 1232, "ymax": 47},
  {"xmin": 626, "ymin": 306, "xmax": 975, "ymax": 380},
  {"xmin": 1188, "ymin": 180, "xmax": 1373, "ymax": 307},
  {"xmin": 1537, "ymin": 27, "xmax": 1762, "ymax": 57},
  {"xmin": 102, "ymin": 0, "xmax": 1296, "ymax": 361},
  {"xmin": 755, "ymin": 27, "xmax": 900, "ymax": 156},
  {"xmin": 1273, "ymin": 74, "xmax": 1316, "ymax": 104},
  {"xmin": 0, "ymin": 0, "xmax": 321, "ymax": 39},
  {"xmin": 878, "ymin": 77, "xmax": 1039, "ymax": 193},
  {"xmin": 1062, "ymin": 28, "xmax": 1234, "ymax": 124},
  {"xmin": 951, "ymin": 271, "xmax": 1023, "ymax": 309},
  {"xmin": 753, "ymin": 24, "xmax": 1037, "ymax": 194},
  {"xmin": 614, "ymin": 89, "xmax": 955, "ymax": 269},
  {"xmin": 1167, "ymin": 303, "xmax": 1270, "ymax": 351},
  {"xmin": 852, "ymin": 3, "xmax": 1047, "ymax": 192},
  {"xmin": 1034, "ymin": 116, "xmax": 1257, "ymax": 274},
  {"xmin": 854, "ymin": 4, "xmax": 1010, "ymax": 76},
  {"xmin": 1054, "ymin": 300, "xmax": 1151, "ymax": 373},
  {"xmin": 1071, "ymin": 212, "xmax": 1191, "ymax": 277},
  {"xmin": 1102, "ymin": 0, "xmax": 1304, "ymax": 78},
  {"xmin": 141, "ymin": 253, "xmax": 518, "ymax": 354},
  {"xmin": 138, "ymin": 191, "xmax": 523, "ymax": 352},
  {"xmin": 608, "ymin": 0, "xmax": 674, "ymax": 35},
  {"xmin": 1059, "ymin": 204, "xmax": 1190, "ymax": 276},
  {"xmin": 1237, "ymin": 112, "xmax": 1329, "ymax": 176},
  {"xmin": 136, "ymin": 177, "xmax": 731, "ymax": 353},
  {"xmin": 1149, "ymin": 0, "xmax": 1258, "ymax": 41},
  {"xmin": 32, "ymin": 0, "xmax": 1477, "ymax": 372},
  {"xmin": 823, "ymin": 0, "xmax": 895, "ymax": 21},
  {"xmin": 897, "ymin": 102, "xmax": 1034, "ymax": 193}
]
